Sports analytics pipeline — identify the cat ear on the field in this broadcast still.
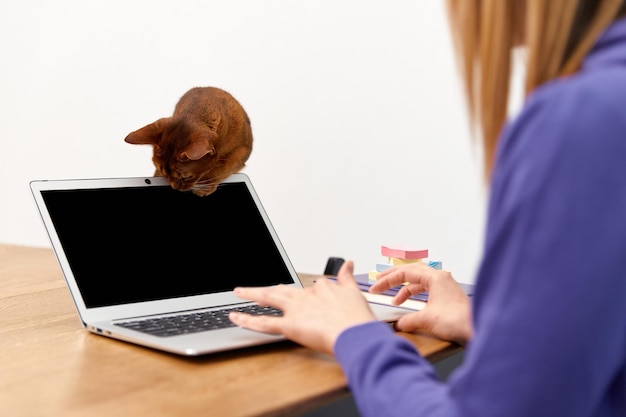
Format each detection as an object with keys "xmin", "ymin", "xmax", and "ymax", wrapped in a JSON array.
[
  {"xmin": 179, "ymin": 136, "xmax": 215, "ymax": 161},
  {"xmin": 124, "ymin": 118, "xmax": 171, "ymax": 145},
  {"xmin": 208, "ymin": 112, "xmax": 221, "ymax": 132}
]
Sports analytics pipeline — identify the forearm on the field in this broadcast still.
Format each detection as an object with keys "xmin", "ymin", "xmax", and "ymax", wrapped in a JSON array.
[{"xmin": 334, "ymin": 322, "xmax": 455, "ymax": 417}]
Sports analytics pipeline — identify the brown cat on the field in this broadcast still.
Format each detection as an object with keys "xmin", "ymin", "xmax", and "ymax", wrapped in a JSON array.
[{"xmin": 125, "ymin": 86, "xmax": 253, "ymax": 196}]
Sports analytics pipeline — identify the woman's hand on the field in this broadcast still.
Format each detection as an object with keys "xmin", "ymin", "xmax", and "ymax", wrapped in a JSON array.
[
  {"xmin": 369, "ymin": 263, "xmax": 473, "ymax": 345},
  {"xmin": 229, "ymin": 260, "xmax": 376, "ymax": 355}
]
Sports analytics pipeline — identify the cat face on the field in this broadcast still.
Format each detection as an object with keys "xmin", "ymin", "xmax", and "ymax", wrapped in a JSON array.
[
  {"xmin": 125, "ymin": 117, "xmax": 219, "ymax": 195},
  {"xmin": 152, "ymin": 141, "xmax": 217, "ymax": 194}
]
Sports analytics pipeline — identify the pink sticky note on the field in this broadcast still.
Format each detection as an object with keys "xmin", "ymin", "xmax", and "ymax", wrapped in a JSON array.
[{"xmin": 381, "ymin": 245, "xmax": 429, "ymax": 260}]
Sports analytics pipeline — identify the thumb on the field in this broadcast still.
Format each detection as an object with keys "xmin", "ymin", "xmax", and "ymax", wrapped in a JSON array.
[
  {"xmin": 336, "ymin": 260, "xmax": 359, "ymax": 288},
  {"xmin": 394, "ymin": 311, "xmax": 429, "ymax": 333}
]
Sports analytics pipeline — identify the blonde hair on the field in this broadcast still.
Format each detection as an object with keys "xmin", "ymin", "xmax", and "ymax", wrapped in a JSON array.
[{"xmin": 446, "ymin": 0, "xmax": 626, "ymax": 180}]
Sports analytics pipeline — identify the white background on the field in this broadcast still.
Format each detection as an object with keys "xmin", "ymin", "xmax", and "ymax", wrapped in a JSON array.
[{"xmin": 0, "ymin": 1, "xmax": 487, "ymax": 282}]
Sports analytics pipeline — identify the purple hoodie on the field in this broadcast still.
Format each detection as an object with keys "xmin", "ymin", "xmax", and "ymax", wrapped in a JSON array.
[{"xmin": 334, "ymin": 17, "xmax": 626, "ymax": 417}]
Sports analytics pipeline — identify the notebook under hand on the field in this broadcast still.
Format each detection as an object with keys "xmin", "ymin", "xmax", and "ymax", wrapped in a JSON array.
[{"xmin": 30, "ymin": 173, "xmax": 413, "ymax": 356}]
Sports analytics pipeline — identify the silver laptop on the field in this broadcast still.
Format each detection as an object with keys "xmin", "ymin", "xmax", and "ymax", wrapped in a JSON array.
[{"xmin": 30, "ymin": 173, "xmax": 412, "ymax": 356}]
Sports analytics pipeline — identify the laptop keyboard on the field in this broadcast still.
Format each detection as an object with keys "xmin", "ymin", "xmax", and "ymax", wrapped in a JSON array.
[{"xmin": 115, "ymin": 305, "xmax": 283, "ymax": 337}]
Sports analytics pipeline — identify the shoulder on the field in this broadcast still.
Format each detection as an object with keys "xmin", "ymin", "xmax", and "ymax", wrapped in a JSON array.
[
  {"xmin": 494, "ymin": 68, "xmax": 626, "ymax": 191},
  {"xmin": 485, "ymin": 65, "xmax": 626, "ymax": 245},
  {"xmin": 515, "ymin": 67, "xmax": 626, "ymax": 149}
]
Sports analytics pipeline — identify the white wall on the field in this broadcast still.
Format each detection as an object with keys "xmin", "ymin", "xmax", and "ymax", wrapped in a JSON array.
[{"xmin": 0, "ymin": 0, "xmax": 486, "ymax": 282}]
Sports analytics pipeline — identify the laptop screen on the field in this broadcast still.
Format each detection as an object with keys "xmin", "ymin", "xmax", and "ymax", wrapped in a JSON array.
[{"xmin": 41, "ymin": 181, "xmax": 295, "ymax": 308}]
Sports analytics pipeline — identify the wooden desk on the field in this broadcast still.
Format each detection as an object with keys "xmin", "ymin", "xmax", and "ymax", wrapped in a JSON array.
[{"xmin": 0, "ymin": 244, "xmax": 461, "ymax": 417}]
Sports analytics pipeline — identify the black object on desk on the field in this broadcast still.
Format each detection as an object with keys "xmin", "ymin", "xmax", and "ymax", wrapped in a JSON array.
[{"xmin": 323, "ymin": 257, "xmax": 345, "ymax": 275}]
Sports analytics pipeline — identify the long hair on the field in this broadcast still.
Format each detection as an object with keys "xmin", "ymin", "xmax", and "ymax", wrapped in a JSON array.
[{"xmin": 446, "ymin": 0, "xmax": 626, "ymax": 180}]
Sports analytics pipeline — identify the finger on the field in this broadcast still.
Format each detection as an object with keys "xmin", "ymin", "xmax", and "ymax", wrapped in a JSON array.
[
  {"xmin": 390, "ymin": 284, "xmax": 427, "ymax": 305},
  {"xmin": 229, "ymin": 311, "xmax": 284, "ymax": 335},
  {"xmin": 369, "ymin": 270, "xmax": 409, "ymax": 292},
  {"xmin": 336, "ymin": 260, "xmax": 360, "ymax": 289},
  {"xmin": 390, "ymin": 287, "xmax": 410, "ymax": 305},
  {"xmin": 393, "ymin": 311, "xmax": 427, "ymax": 333},
  {"xmin": 233, "ymin": 284, "xmax": 294, "ymax": 309}
]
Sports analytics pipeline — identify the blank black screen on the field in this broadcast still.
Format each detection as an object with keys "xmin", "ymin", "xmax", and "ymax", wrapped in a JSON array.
[{"xmin": 41, "ymin": 182, "xmax": 294, "ymax": 308}]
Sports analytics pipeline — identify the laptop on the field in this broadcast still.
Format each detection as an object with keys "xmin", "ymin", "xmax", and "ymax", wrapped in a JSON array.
[{"xmin": 30, "ymin": 173, "xmax": 414, "ymax": 356}]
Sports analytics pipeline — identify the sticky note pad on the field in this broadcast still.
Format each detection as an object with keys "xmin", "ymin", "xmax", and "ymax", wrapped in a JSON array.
[
  {"xmin": 368, "ymin": 270, "xmax": 380, "ymax": 283},
  {"xmin": 428, "ymin": 260, "xmax": 442, "ymax": 270},
  {"xmin": 375, "ymin": 262, "xmax": 393, "ymax": 272},
  {"xmin": 389, "ymin": 257, "xmax": 422, "ymax": 266},
  {"xmin": 381, "ymin": 246, "xmax": 428, "ymax": 260}
]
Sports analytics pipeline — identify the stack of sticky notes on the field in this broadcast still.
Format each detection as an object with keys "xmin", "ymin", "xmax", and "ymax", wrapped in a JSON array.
[{"xmin": 368, "ymin": 245, "xmax": 442, "ymax": 283}]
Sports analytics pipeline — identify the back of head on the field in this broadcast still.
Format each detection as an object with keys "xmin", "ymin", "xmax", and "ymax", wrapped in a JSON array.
[{"xmin": 445, "ymin": 0, "xmax": 626, "ymax": 179}]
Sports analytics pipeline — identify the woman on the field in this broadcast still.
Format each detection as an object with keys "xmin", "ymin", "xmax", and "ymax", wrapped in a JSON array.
[{"xmin": 230, "ymin": 1, "xmax": 626, "ymax": 416}]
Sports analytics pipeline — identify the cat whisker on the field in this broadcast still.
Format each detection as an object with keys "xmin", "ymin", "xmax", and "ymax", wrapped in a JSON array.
[
  {"xmin": 193, "ymin": 178, "xmax": 218, "ymax": 186},
  {"xmin": 191, "ymin": 180, "xmax": 220, "ymax": 191},
  {"xmin": 194, "ymin": 172, "xmax": 228, "ymax": 184}
]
